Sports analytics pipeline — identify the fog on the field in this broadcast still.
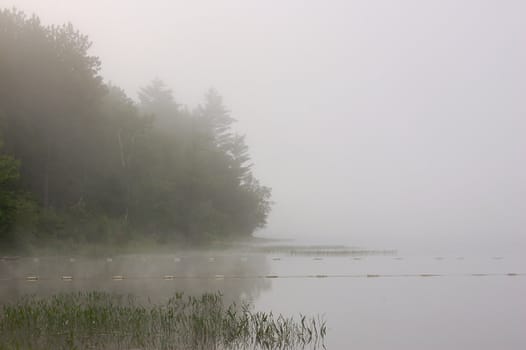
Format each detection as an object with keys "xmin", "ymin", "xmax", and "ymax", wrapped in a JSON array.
[
  {"xmin": 5, "ymin": 0, "xmax": 526, "ymax": 254},
  {"xmin": 0, "ymin": 253, "xmax": 271, "ymax": 303}
]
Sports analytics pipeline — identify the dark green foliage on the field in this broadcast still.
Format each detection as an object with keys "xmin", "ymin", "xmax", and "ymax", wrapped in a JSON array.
[
  {"xmin": 0, "ymin": 141, "xmax": 20, "ymax": 241},
  {"xmin": 0, "ymin": 8, "xmax": 272, "ymax": 249}
]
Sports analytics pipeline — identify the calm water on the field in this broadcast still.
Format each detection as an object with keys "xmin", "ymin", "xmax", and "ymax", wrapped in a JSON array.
[
  {"xmin": 1, "ymin": 243, "xmax": 525, "ymax": 349},
  {"xmin": 258, "ymin": 255, "xmax": 526, "ymax": 349}
]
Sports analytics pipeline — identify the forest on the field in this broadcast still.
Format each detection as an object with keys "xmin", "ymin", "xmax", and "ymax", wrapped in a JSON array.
[{"xmin": 0, "ymin": 8, "xmax": 272, "ymax": 252}]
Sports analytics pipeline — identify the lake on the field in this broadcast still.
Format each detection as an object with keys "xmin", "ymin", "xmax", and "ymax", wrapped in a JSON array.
[{"xmin": 1, "ymin": 241, "xmax": 525, "ymax": 349}]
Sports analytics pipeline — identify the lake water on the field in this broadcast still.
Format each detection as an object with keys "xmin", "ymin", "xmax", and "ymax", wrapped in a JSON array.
[{"xmin": 1, "ymin": 242, "xmax": 525, "ymax": 349}]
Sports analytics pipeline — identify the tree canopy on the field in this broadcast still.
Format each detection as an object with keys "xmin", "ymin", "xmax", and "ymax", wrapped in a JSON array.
[{"xmin": 0, "ymin": 8, "xmax": 272, "ymax": 250}]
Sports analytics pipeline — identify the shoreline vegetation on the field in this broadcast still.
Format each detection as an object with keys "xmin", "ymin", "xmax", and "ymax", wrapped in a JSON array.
[
  {"xmin": 0, "ymin": 239, "xmax": 397, "ymax": 259},
  {"xmin": 0, "ymin": 8, "xmax": 272, "ymax": 253},
  {"xmin": 0, "ymin": 10, "xmax": 330, "ymax": 350},
  {"xmin": 0, "ymin": 292, "xmax": 327, "ymax": 350},
  {"xmin": 0, "ymin": 235, "xmax": 275, "ymax": 257}
]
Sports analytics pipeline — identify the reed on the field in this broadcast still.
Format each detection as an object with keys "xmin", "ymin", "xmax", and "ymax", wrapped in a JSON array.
[{"xmin": 0, "ymin": 292, "xmax": 326, "ymax": 349}]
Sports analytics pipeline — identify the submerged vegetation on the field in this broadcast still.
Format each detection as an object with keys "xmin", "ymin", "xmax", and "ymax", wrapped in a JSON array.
[
  {"xmin": 0, "ymin": 8, "xmax": 272, "ymax": 252},
  {"xmin": 0, "ymin": 292, "xmax": 326, "ymax": 349}
]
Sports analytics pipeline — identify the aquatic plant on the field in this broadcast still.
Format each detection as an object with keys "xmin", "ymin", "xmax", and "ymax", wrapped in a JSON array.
[
  {"xmin": 0, "ymin": 291, "xmax": 326, "ymax": 349},
  {"xmin": 253, "ymin": 244, "xmax": 396, "ymax": 256}
]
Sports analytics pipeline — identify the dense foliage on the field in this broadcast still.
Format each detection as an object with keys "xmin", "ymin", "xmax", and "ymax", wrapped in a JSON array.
[{"xmin": 0, "ymin": 9, "xmax": 271, "ymax": 250}]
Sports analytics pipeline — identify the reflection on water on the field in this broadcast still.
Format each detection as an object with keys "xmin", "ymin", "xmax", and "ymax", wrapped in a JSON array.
[
  {"xmin": 0, "ymin": 253, "xmax": 271, "ymax": 304},
  {"xmin": 2, "ymin": 245, "xmax": 526, "ymax": 350}
]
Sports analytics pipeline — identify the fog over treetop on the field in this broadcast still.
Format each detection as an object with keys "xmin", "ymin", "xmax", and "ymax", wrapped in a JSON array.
[{"xmin": 5, "ymin": 0, "xmax": 526, "ymax": 250}]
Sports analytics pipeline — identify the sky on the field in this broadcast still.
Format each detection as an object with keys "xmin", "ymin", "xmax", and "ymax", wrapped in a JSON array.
[{"xmin": 3, "ymin": 0, "xmax": 526, "ymax": 252}]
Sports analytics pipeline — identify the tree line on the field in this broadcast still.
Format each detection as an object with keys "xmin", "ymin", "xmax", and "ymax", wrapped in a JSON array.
[{"xmin": 0, "ymin": 8, "xmax": 272, "ymax": 251}]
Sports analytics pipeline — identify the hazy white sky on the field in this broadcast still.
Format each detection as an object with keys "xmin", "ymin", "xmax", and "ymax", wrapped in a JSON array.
[{"xmin": 4, "ymin": 0, "xmax": 526, "ymax": 250}]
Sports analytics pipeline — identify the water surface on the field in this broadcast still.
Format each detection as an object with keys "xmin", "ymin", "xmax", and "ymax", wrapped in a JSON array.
[{"xmin": 1, "ymin": 243, "xmax": 525, "ymax": 349}]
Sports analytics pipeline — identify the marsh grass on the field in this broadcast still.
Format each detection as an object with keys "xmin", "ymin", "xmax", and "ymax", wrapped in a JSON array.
[
  {"xmin": 0, "ymin": 292, "xmax": 326, "ymax": 349},
  {"xmin": 254, "ymin": 245, "xmax": 396, "ymax": 256}
]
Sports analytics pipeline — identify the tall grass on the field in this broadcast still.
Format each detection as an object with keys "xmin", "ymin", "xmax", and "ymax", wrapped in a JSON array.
[{"xmin": 0, "ymin": 292, "xmax": 326, "ymax": 349}]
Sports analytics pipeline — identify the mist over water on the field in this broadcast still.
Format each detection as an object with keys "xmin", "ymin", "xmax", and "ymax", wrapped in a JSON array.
[
  {"xmin": 6, "ymin": 0, "xmax": 526, "ymax": 253},
  {"xmin": 3, "ymin": 249, "xmax": 525, "ymax": 349},
  {"xmin": 1, "ymin": 1, "xmax": 526, "ymax": 349}
]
